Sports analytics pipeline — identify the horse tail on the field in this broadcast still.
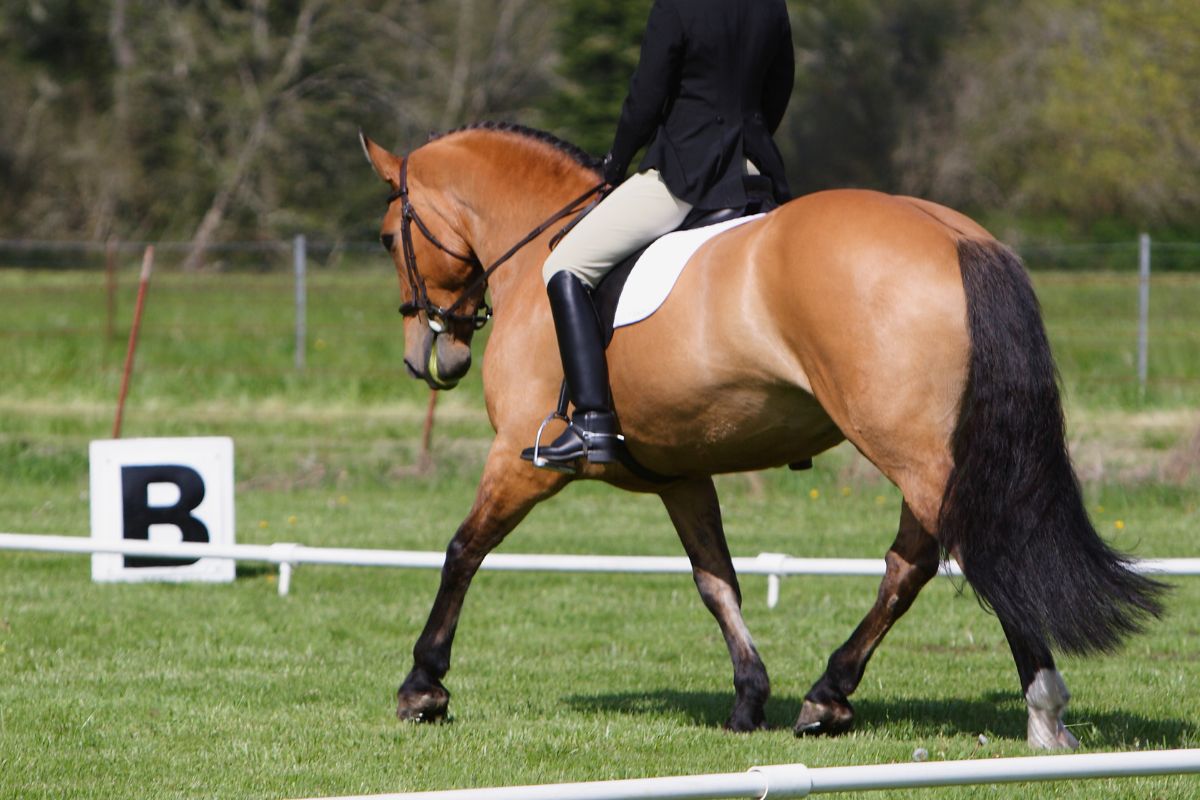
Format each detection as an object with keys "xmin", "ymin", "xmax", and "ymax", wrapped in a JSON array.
[{"xmin": 937, "ymin": 238, "xmax": 1167, "ymax": 655}]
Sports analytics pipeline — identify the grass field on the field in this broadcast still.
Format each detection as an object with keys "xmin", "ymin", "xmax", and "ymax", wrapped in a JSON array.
[{"xmin": 1, "ymin": 265, "xmax": 1199, "ymax": 799}]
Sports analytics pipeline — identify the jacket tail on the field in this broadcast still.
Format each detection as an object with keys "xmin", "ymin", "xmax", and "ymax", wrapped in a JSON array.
[{"xmin": 937, "ymin": 239, "xmax": 1166, "ymax": 655}]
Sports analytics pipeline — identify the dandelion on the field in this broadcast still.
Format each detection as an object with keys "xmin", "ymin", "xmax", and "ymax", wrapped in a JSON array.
[
  {"xmin": 287, "ymin": 515, "xmax": 298, "ymax": 525},
  {"xmin": 258, "ymin": 520, "xmax": 269, "ymax": 529},
  {"xmin": 875, "ymin": 495, "xmax": 886, "ymax": 506},
  {"xmin": 1114, "ymin": 519, "xmax": 1125, "ymax": 530},
  {"xmin": 809, "ymin": 488, "xmax": 820, "ymax": 500}
]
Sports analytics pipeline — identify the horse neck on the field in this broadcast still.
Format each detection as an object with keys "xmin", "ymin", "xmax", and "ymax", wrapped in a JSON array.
[{"xmin": 418, "ymin": 135, "xmax": 600, "ymax": 312}]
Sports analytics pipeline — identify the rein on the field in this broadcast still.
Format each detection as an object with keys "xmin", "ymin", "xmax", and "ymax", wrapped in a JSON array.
[{"xmin": 388, "ymin": 156, "xmax": 606, "ymax": 333}]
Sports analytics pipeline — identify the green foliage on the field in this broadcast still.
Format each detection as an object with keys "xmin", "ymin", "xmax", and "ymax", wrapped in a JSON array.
[
  {"xmin": 0, "ymin": 1, "xmax": 561, "ymax": 246},
  {"xmin": 897, "ymin": 0, "xmax": 1200, "ymax": 235},
  {"xmin": 1, "ymin": 0, "xmax": 1199, "ymax": 246},
  {"xmin": 542, "ymin": 0, "xmax": 649, "ymax": 157},
  {"xmin": 782, "ymin": 0, "xmax": 986, "ymax": 193}
]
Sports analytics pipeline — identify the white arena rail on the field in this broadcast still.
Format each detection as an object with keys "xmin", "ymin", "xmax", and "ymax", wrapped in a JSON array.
[
  {"xmin": 1, "ymin": 532, "xmax": 1198, "ymax": 606},
  {"xmin": 300, "ymin": 749, "xmax": 1200, "ymax": 799}
]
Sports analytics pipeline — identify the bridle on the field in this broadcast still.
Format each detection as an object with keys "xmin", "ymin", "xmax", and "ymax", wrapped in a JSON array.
[{"xmin": 386, "ymin": 156, "xmax": 606, "ymax": 334}]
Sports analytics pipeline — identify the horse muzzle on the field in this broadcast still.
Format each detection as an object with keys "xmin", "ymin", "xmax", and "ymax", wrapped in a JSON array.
[{"xmin": 406, "ymin": 331, "xmax": 471, "ymax": 390}]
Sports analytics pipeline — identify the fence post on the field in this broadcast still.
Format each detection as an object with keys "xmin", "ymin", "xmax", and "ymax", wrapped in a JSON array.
[
  {"xmin": 294, "ymin": 234, "xmax": 307, "ymax": 372},
  {"xmin": 1137, "ymin": 232, "xmax": 1150, "ymax": 399}
]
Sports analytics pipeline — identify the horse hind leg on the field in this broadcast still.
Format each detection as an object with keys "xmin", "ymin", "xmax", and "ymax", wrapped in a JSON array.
[
  {"xmin": 795, "ymin": 501, "xmax": 940, "ymax": 736},
  {"xmin": 999, "ymin": 619, "xmax": 1080, "ymax": 749},
  {"xmin": 660, "ymin": 477, "xmax": 770, "ymax": 732}
]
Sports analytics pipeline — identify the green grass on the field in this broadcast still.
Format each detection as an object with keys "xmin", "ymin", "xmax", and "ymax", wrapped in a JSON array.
[{"xmin": 1, "ymin": 267, "xmax": 1198, "ymax": 798}]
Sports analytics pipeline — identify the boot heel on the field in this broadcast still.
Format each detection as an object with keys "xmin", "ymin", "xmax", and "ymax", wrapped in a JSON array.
[{"xmin": 583, "ymin": 433, "xmax": 624, "ymax": 463}]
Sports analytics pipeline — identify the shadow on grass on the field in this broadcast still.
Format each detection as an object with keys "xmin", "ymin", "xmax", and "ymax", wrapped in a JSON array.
[
  {"xmin": 235, "ymin": 563, "xmax": 275, "ymax": 579},
  {"xmin": 565, "ymin": 689, "xmax": 1198, "ymax": 746}
]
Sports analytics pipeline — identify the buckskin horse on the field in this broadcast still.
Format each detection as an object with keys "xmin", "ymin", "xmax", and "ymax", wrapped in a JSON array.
[{"xmin": 360, "ymin": 122, "xmax": 1164, "ymax": 748}]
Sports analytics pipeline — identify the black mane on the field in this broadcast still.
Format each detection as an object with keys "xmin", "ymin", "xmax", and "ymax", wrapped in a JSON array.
[{"xmin": 434, "ymin": 121, "xmax": 602, "ymax": 176}]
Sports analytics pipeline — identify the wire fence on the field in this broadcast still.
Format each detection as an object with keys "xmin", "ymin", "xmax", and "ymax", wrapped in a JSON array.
[{"xmin": 2, "ymin": 235, "xmax": 1199, "ymax": 415}]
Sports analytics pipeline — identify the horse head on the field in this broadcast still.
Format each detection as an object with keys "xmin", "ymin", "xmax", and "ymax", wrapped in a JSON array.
[{"xmin": 361, "ymin": 132, "xmax": 486, "ymax": 391}]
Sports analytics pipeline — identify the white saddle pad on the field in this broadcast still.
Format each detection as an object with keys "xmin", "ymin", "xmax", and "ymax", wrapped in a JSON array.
[{"xmin": 613, "ymin": 214, "xmax": 765, "ymax": 329}]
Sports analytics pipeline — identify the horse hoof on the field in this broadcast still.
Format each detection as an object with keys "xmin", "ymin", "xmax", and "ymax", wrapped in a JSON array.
[
  {"xmin": 794, "ymin": 698, "xmax": 854, "ymax": 737},
  {"xmin": 396, "ymin": 677, "xmax": 450, "ymax": 724},
  {"xmin": 1027, "ymin": 721, "xmax": 1080, "ymax": 750},
  {"xmin": 396, "ymin": 692, "xmax": 449, "ymax": 723},
  {"xmin": 724, "ymin": 707, "xmax": 768, "ymax": 733}
]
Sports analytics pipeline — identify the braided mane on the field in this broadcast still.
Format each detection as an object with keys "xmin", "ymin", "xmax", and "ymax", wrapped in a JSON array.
[{"xmin": 434, "ymin": 121, "xmax": 603, "ymax": 176}]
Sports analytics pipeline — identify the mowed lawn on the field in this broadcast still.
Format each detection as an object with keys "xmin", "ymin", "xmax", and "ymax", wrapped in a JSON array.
[{"xmin": 1, "ymin": 265, "xmax": 1198, "ymax": 799}]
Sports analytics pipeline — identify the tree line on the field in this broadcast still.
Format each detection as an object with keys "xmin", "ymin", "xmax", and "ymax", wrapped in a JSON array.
[{"xmin": 1, "ymin": 0, "xmax": 1196, "ymax": 258}]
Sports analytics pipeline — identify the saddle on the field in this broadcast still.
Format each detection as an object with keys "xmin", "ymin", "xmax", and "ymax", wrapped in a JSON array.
[
  {"xmin": 593, "ymin": 174, "xmax": 778, "ymax": 344},
  {"xmin": 546, "ymin": 174, "xmax": 812, "ymax": 478}
]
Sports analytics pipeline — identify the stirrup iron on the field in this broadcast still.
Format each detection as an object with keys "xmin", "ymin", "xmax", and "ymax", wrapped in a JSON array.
[{"xmin": 530, "ymin": 410, "xmax": 578, "ymax": 474}]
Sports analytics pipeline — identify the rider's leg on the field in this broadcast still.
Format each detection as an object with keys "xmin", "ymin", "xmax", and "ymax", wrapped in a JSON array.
[
  {"xmin": 528, "ymin": 269, "xmax": 622, "ymax": 465},
  {"xmin": 541, "ymin": 169, "xmax": 692, "ymax": 288},
  {"xmin": 523, "ymin": 170, "xmax": 690, "ymax": 469}
]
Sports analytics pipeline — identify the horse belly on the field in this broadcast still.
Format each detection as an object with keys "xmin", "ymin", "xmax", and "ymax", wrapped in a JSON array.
[
  {"xmin": 607, "ymin": 220, "xmax": 846, "ymax": 474},
  {"xmin": 610, "ymin": 354, "xmax": 844, "ymax": 475}
]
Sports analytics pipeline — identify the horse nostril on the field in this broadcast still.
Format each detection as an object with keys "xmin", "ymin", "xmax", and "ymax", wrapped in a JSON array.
[{"xmin": 381, "ymin": 233, "xmax": 395, "ymax": 251}]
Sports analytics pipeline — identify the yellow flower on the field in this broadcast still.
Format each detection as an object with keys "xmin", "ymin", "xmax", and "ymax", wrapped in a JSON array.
[
  {"xmin": 840, "ymin": 486, "xmax": 852, "ymax": 497},
  {"xmin": 809, "ymin": 488, "xmax": 820, "ymax": 500},
  {"xmin": 287, "ymin": 515, "xmax": 298, "ymax": 525},
  {"xmin": 258, "ymin": 520, "xmax": 269, "ymax": 529},
  {"xmin": 1114, "ymin": 520, "xmax": 1125, "ymax": 530}
]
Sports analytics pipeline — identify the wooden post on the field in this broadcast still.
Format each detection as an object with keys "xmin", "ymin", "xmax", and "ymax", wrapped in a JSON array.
[
  {"xmin": 419, "ymin": 390, "xmax": 438, "ymax": 472},
  {"xmin": 112, "ymin": 246, "xmax": 154, "ymax": 439}
]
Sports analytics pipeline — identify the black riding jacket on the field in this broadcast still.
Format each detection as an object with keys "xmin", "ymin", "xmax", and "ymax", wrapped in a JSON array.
[{"xmin": 608, "ymin": 0, "xmax": 794, "ymax": 209}]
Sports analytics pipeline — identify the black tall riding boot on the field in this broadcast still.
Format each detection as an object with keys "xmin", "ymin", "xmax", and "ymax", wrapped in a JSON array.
[{"xmin": 521, "ymin": 271, "xmax": 623, "ymax": 469}]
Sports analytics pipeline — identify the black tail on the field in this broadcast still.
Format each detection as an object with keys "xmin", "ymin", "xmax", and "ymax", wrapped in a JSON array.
[{"xmin": 937, "ymin": 239, "xmax": 1167, "ymax": 655}]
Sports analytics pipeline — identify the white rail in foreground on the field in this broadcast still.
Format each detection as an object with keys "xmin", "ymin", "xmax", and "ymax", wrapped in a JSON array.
[
  {"xmin": 304, "ymin": 749, "xmax": 1200, "ymax": 799},
  {"xmin": 1, "ymin": 533, "xmax": 1198, "ymax": 607}
]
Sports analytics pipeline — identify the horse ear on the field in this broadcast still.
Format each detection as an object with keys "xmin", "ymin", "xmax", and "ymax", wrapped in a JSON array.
[{"xmin": 359, "ymin": 130, "xmax": 402, "ymax": 188}]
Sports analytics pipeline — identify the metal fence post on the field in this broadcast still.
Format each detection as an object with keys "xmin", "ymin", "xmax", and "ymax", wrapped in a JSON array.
[
  {"xmin": 294, "ymin": 234, "xmax": 307, "ymax": 372},
  {"xmin": 1137, "ymin": 232, "xmax": 1150, "ymax": 399}
]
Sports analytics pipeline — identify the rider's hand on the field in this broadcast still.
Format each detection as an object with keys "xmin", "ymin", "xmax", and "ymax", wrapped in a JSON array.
[{"xmin": 602, "ymin": 152, "xmax": 625, "ymax": 187}]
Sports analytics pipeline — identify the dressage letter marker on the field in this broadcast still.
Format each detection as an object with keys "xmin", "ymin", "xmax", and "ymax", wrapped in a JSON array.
[{"xmin": 90, "ymin": 438, "xmax": 236, "ymax": 584}]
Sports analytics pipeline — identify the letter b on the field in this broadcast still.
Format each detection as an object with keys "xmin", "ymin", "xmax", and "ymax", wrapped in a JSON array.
[{"xmin": 121, "ymin": 465, "xmax": 209, "ymax": 568}]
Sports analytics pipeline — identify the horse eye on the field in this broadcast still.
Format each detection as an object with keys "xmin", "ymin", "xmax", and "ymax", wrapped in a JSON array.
[{"xmin": 381, "ymin": 233, "xmax": 395, "ymax": 251}]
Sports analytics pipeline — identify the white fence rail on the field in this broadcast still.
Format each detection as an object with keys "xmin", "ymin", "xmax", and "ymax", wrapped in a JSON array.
[
  {"xmin": 300, "ymin": 749, "xmax": 1200, "ymax": 799},
  {"xmin": 2, "ymin": 533, "xmax": 1198, "ymax": 607}
]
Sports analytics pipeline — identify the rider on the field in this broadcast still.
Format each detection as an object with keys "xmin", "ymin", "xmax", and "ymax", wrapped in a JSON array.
[{"xmin": 522, "ymin": 0, "xmax": 794, "ymax": 471}]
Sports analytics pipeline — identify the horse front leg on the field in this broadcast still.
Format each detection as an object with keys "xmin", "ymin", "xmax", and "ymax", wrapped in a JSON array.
[
  {"xmin": 660, "ymin": 477, "xmax": 770, "ymax": 732},
  {"xmin": 796, "ymin": 501, "xmax": 940, "ymax": 736},
  {"xmin": 397, "ymin": 443, "xmax": 567, "ymax": 722}
]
